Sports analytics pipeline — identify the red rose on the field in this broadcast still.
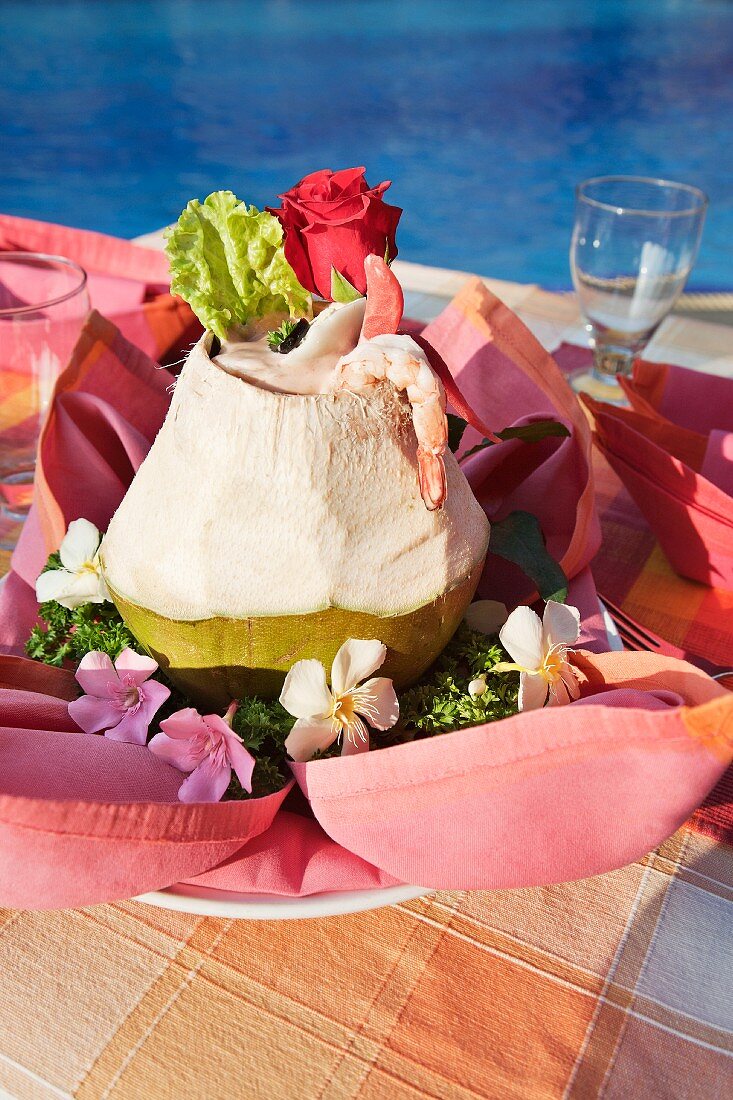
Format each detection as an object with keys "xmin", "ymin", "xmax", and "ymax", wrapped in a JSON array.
[{"xmin": 267, "ymin": 167, "xmax": 402, "ymax": 300}]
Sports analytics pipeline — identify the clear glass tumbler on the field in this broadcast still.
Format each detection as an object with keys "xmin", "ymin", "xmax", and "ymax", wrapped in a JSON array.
[
  {"xmin": 0, "ymin": 253, "xmax": 89, "ymax": 550},
  {"xmin": 569, "ymin": 176, "xmax": 707, "ymax": 399}
]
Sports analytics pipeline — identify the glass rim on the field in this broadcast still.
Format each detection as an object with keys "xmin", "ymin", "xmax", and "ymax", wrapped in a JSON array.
[
  {"xmin": 0, "ymin": 251, "xmax": 88, "ymax": 317},
  {"xmin": 575, "ymin": 175, "xmax": 709, "ymax": 218}
]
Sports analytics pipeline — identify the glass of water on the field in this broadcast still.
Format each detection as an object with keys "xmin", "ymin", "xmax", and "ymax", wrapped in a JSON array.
[
  {"xmin": 0, "ymin": 253, "xmax": 89, "ymax": 550},
  {"xmin": 570, "ymin": 176, "xmax": 707, "ymax": 398}
]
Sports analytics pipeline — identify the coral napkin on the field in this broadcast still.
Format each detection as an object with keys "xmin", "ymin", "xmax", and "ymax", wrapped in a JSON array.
[
  {"xmin": 0, "ymin": 212, "xmax": 200, "ymax": 364},
  {"xmin": 622, "ymin": 359, "xmax": 733, "ymax": 496},
  {"xmin": 584, "ymin": 359, "xmax": 733, "ymax": 591},
  {"xmin": 0, "ymin": 297, "xmax": 731, "ymax": 907},
  {"xmin": 423, "ymin": 280, "xmax": 601, "ymax": 610}
]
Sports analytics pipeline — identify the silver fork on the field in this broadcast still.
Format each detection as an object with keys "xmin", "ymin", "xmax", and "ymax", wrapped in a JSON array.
[{"xmin": 600, "ymin": 592, "xmax": 733, "ymax": 688}]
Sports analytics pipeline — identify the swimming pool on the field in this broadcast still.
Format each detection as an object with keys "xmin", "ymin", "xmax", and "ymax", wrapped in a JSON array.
[{"xmin": 1, "ymin": 0, "xmax": 731, "ymax": 288}]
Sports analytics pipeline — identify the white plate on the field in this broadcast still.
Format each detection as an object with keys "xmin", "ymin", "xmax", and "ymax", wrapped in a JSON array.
[
  {"xmin": 135, "ymin": 882, "xmax": 429, "ymax": 920},
  {"xmin": 136, "ymin": 601, "xmax": 623, "ymax": 919}
]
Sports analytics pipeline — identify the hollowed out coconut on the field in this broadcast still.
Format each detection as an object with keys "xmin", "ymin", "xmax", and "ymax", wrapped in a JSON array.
[{"xmin": 101, "ymin": 330, "xmax": 490, "ymax": 708}]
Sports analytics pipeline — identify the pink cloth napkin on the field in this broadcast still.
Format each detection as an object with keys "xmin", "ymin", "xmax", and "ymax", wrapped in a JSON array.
[
  {"xmin": 0, "ymin": 212, "xmax": 199, "ymax": 363},
  {"xmin": 423, "ymin": 287, "xmax": 601, "ymax": 609},
  {"xmin": 291, "ymin": 657, "xmax": 731, "ymax": 891},
  {"xmin": 1, "ymin": 297, "xmax": 731, "ymax": 907},
  {"xmin": 625, "ymin": 358, "xmax": 733, "ymax": 435},
  {"xmin": 582, "ymin": 358, "xmax": 733, "ymax": 591},
  {"xmin": 703, "ymin": 430, "xmax": 733, "ymax": 497}
]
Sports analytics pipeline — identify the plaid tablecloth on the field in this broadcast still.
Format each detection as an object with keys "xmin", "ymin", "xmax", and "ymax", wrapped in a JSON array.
[{"xmin": 1, "ymin": 260, "xmax": 731, "ymax": 1099}]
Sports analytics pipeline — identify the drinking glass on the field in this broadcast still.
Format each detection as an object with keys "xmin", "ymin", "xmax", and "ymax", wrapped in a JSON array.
[
  {"xmin": 569, "ymin": 176, "xmax": 707, "ymax": 399},
  {"xmin": 0, "ymin": 253, "xmax": 89, "ymax": 550}
]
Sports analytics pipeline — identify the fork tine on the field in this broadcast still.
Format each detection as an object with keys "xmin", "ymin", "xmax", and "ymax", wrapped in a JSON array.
[
  {"xmin": 613, "ymin": 622, "xmax": 644, "ymax": 651},
  {"xmin": 616, "ymin": 625, "xmax": 649, "ymax": 652},
  {"xmin": 609, "ymin": 612, "xmax": 662, "ymax": 652},
  {"xmin": 601, "ymin": 594, "xmax": 661, "ymax": 647},
  {"xmin": 600, "ymin": 592, "xmax": 727, "ymax": 678}
]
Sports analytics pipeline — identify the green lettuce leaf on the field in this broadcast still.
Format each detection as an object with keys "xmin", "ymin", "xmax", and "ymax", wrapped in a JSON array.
[{"xmin": 165, "ymin": 191, "xmax": 311, "ymax": 339}]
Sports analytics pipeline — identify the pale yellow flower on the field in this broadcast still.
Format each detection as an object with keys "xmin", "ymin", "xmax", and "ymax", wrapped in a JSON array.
[
  {"xmin": 493, "ymin": 601, "xmax": 581, "ymax": 711},
  {"xmin": 280, "ymin": 638, "xmax": 399, "ymax": 762}
]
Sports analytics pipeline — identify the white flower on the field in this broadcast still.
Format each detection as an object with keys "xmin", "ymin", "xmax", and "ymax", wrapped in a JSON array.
[
  {"xmin": 468, "ymin": 675, "xmax": 488, "ymax": 697},
  {"xmin": 464, "ymin": 600, "xmax": 508, "ymax": 635},
  {"xmin": 35, "ymin": 518, "xmax": 110, "ymax": 610},
  {"xmin": 494, "ymin": 601, "xmax": 581, "ymax": 711},
  {"xmin": 280, "ymin": 638, "xmax": 399, "ymax": 762}
]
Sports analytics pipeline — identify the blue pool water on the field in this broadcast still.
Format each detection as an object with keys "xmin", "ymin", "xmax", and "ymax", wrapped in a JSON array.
[{"xmin": 1, "ymin": 0, "xmax": 731, "ymax": 288}]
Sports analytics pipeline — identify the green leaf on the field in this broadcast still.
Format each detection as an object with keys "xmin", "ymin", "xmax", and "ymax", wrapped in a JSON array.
[
  {"xmin": 267, "ymin": 319, "xmax": 297, "ymax": 350},
  {"xmin": 165, "ymin": 191, "xmax": 311, "ymax": 339},
  {"xmin": 447, "ymin": 413, "xmax": 468, "ymax": 453},
  {"xmin": 489, "ymin": 510, "xmax": 568, "ymax": 603},
  {"xmin": 461, "ymin": 419, "xmax": 570, "ymax": 460},
  {"xmin": 330, "ymin": 267, "xmax": 363, "ymax": 304}
]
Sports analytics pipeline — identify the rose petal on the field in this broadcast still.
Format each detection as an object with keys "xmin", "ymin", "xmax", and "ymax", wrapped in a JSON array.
[
  {"xmin": 159, "ymin": 708, "xmax": 210, "ymax": 741},
  {"xmin": 59, "ymin": 518, "xmax": 100, "ymax": 572},
  {"xmin": 518, "ymin": 671, "xmax": 548, "ymax": 712},
  {"xmin": 114, "ymin": 647, "xmax": 158, "ymax": 685},
  {"xmin": 148, "ymin": 731, "xmax": 205, "ymax": 773},
  {"xmin": 499, "ymin": 606, "xmax": 544, "ymax": 671},
  {"xmin": 284, "ymin": 718, "xmax": 337, "ymax": 762},
  {"xmin": 74, "ymin": 651, "xmax": 119, "ymax": 697},
  {"xmin": 177, "ymin": 757, "xmax": 232, "ymax": 803},
  {"xmin": 542, "ymin": 601, "xmax": 581, "ymax": 650},
  {"xmin": 464, "ymin": 600, "xmax": 509, "ymax": 635},
  {"xmin": 279, "ymin": 659, "xmax": 333, "ymax": 720},
  {"xmin": 331, "ymin": 639, "xmax": 386, "ymax": 697},
  {"xmin": 352, "ymin": 677, "xmax": 399, "ymax": 730},
  {"xmin": 223, "ymin": 730, "xmax": 256, "ymax": 794},
  {"xmin": 67, "ymin": 694, "xmax": 123, "ymax": 735}
]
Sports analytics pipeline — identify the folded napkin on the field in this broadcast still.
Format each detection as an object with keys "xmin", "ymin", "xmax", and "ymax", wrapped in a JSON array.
[
  {"xmin": 1, "ymin": 296, "xmax": 731, "ymax": 907},
  {"xmin": 424, "ymin": 281, "xmax": 601, "ymax": 609},
  {"xmin": 622, "ymin": 360, "xmax": 733, "ymax": 497},
  {"xmin": 0, "ymin": 213, "xmax": 200, "ymax": 364},
  {"xmin": 623, "ymin": 358, "xmax": 733, "ymax": 435},
  {"xmin": 0, "ymin": 648, "xmax": 730, "ymax": 908},
  {"xmin": 584, "ymin": 359, "xmax": 733, "ymax": 591}
]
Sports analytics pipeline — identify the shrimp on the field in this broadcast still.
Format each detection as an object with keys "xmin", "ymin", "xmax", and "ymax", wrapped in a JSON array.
[{"xmin": 333, "ymin": 334, "xmax": 448, "ymax": 511}]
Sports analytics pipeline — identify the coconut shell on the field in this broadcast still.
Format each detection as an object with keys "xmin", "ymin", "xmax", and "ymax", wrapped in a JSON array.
[
  {"xmin": 107, "ymin": 562, "xmax": 482, "ymax": 708},
  {"xmin": 102, "ymin": 327, "xmax": 490, "ymax": 705}
]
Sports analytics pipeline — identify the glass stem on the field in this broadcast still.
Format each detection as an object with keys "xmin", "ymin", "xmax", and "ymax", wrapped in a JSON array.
[{"xmin": 591, "ymin": 344, "xmax": 635, "ymax": 380}]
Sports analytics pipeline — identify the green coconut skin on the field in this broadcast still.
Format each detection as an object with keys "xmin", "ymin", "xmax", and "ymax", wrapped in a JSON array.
[{"xmin": 106, "ymin": 561, "xmax": 484, "ymax": 709}]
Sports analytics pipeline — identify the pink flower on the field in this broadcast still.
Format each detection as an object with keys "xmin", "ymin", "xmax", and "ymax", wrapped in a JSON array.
[
  {"xmin": 148, "ymin": 703, "xmax": 255, "ymax": 803},
  {"xmin": 68, "ymin": 648, "xmax": 170, "ymax": 743}
]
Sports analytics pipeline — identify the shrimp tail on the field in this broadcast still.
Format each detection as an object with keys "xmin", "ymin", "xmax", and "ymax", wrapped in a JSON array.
[{"xmin": 417, "ymin": 445, "xmax": 447, "ymax": 511}]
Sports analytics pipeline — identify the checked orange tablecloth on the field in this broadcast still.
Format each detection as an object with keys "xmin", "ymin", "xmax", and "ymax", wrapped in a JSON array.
[{"xmin": 1, "ymin": 265, "xmax": 732, "ymax": 1099}]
